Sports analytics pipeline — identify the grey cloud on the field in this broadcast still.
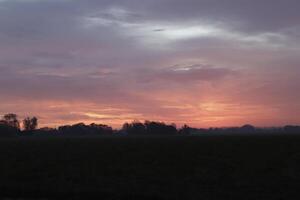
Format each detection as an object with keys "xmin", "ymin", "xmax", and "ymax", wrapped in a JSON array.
[
  {"xmin": 2, "ymin": 0, "xmax": 299, "ymax": 38},
  {"xmin": 0, "ymin": 0, "xmax": 300, "ymax": 127}
]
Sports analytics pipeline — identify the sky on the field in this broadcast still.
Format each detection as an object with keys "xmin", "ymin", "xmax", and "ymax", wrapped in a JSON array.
[{"xmin": 0, "ymin": 0, "xmax": 300, "ymax": 128}]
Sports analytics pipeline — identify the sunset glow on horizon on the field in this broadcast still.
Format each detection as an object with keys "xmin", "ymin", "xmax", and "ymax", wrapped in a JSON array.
[{"xmin": 0, "ymin": 0, "xmax": 299, "ymax": 128}]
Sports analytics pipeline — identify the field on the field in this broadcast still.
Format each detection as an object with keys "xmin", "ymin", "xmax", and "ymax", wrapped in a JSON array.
[{"xmin": 0, "ymin": 134, "xmax": 300, "ymax": 199}]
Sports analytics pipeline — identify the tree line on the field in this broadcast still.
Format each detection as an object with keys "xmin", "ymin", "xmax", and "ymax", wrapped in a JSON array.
[{"xmin": 0, "ymin": 113, "xmax": 299, "ymax": 137}]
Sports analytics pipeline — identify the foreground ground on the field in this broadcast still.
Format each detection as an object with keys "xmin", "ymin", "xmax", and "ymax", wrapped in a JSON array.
[{"xmin": 0, "ymin": 134, "xmax": 300, "ymax": 199}]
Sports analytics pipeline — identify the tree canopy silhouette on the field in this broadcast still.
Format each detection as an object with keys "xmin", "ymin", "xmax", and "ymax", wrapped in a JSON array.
[
  {"xmin": 1, "ymin": 113, "xmax": 20, "ymax": 129},
  {"xmin": 122, "ymin": 120, "xmax": 177, "ymax": 135},
  {"xmin": 23, "ymin": 117, "xmax": 38, "ymax": 132},
  {"xmin": 1, "ymin": 113, "xmax": 300, "ymax": 137}
]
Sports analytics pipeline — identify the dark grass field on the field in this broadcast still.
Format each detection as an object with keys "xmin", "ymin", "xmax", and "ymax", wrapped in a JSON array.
[{"xmin": 0, "ymin": 134, "xmax": 300, "ymax": 199}]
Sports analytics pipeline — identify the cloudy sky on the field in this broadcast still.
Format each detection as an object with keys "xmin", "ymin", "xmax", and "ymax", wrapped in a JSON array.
[{"xmin": 0, "ymin": 0, "xmax": 299, "ymax": 128}]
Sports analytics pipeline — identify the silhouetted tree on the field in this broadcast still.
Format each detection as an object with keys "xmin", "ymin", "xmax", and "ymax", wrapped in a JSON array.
[
  {"xmin": 23, "ymin": 117, "xmax": 38, "ymax": 131},
  {"xmin": 122, "ymin": 122, "xmax": 130, "ymax": 131},
  {"xmin": 122, "ymin": 120, "xmax": 146, "ymax": 135},
  {"xmin": 240, "ymin": 124, "xmax": 255, "ymax": 133},
  {"xmin": 90, "ymin": 123, "xmax": 113, "ymax": 134},
  {"xmin": 58, "ymin": 123, "xmax": 113, "ymax": 135},
  {"xmin": 145, "ymin": 121, "xmax": 177, "ymax": 135},
  {"xmin": 58, "ymin": 123, "xmax": 87, "ymax": 135},
  {"xmin": 1, "ymin": 113, "xmax": 20, "ymax": 129},
  {"xmin": 179, "ymin": 124, "xmax": 191, "ymax": 135}
]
